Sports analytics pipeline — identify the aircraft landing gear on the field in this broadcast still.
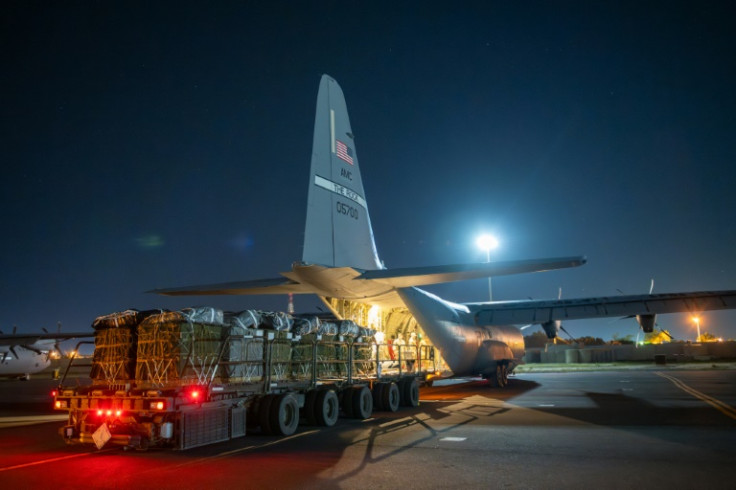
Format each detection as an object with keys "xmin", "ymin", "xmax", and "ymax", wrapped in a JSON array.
[{"xmin": 487, "ymin": 363, "xmax": 508, "ymax": 388}]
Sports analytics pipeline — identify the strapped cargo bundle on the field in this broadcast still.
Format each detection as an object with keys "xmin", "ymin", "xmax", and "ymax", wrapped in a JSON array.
[
  {"xmin": 224, "ymin": 310, "xmax": 264, "ymax": 382},
  {"xmin": 90, "ymin": 309, "xmax": 158, "ymax": 384},
  {"xmin": 87, "ymin": 306, "xmax": 380, "ymax": 387},
  {"xmin": 135, "ymin": 309, "xmax": 226, "ymax": 387}
]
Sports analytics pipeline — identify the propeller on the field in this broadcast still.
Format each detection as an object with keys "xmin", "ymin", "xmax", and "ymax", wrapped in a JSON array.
[{"xmin": 559, "ymin": 324, "xmax": 578, "ymax": 344}]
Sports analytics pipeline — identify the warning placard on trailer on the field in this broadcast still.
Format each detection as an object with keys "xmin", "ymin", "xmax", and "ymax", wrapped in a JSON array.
[{"xmin": 92, "ymin": 423, "xmax": 112, "ymax": 449}]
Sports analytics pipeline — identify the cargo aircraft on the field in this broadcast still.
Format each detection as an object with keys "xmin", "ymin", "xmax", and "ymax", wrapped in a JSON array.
[
  {"xmin": 153, "ymin": 75, "xmax": 736, "ymax": 386},
  {"xmin": 0, "ymin": 329, "xmax": 91, "ymax": 379}
]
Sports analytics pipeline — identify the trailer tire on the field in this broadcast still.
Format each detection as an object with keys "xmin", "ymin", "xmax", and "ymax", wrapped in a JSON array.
[
  {"xmin": 400, "ymin": 377, "xmax": 419, "ymax": 407},
  {"xmin": 382, "ymin": 382, "xmax": 400, "ymax": 412},
  {"xmin": 352, "ymin": 385, "xmax": 373, "ymax": 419},
  {"xmin": 372, "ymin": 382, "xmax": 385, "ymax": 411},
  {"xmin": 303, "ymin": 390, "xmax": 318, "ymax": 426},
  {"xmin": 270, "ymin": 393, "xmax": 300, "ymax": 436},
  {"xmin": 259, "ymin": 394, "xmax": 276, "ymax": 435},
  {"xmin": 341, "ymin": 387, "xmax": 355, "ymax": 418},
  {"xmin": 315, "ymin": 389, "xmax": 339, "ymax": 427}
]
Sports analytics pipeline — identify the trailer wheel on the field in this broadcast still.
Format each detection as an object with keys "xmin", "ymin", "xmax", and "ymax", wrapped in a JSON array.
[
  {"xmin": 400, "ymin": 377, "xmax": 419, "ymax": 407},
  {"xmin": 315, "ymin": 389, "xmax": 339, "ymax": 427},
  {"xmin": 270, "ymin": 393, "xmax": 300, "ymax": 436},
  {"xmin": 351, "ymin": 385, "xmax": 373, "ymax": 419},
  {"xmin": 303, "ymin": 390, "xmax": 318, "ymax": 426},
  {"xmin": 259, "ymin": 394, "xmax": 276, "ymax": 435},
  {"xmin": 341, "ymin": 387, "xmax": 355, "ymax": 418},
  {"xmin": 372, "ymin": 382, "xmax": 385, "ymax": 411},
  {"xmin": 382, "ymin": 382, "xmax": 400, "ymax": 412}
]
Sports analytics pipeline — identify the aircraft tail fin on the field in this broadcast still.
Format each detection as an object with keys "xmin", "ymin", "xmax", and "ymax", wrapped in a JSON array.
[{"xmin": 302, "ymin": 75, "xmax": 382, "ymax": 271}]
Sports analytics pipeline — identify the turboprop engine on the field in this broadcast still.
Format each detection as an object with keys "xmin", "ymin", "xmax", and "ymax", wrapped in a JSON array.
[
  {"xmin": 541, "ymin": 320, "xmax": 561, "ymax": 339},
  {"xmin": 636, "ymin": 314, "xmax": 656, "ymax": 333}
]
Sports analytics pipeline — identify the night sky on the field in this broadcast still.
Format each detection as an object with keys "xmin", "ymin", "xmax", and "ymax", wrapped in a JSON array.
[{"xmin": 3, "ymin": 1, "xmax": 735, "ymax": 341}]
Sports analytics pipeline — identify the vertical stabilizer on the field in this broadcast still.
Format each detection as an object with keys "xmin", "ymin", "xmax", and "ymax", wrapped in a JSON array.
[{"xmin": 303, "ymin": 75, "xmax": 382, "ymax": 270}]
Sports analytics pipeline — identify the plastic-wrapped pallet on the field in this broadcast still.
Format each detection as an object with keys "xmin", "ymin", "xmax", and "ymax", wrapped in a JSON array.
[
  {"xmin": 318, "ymin": 322, "xmax": 338, "ymax": 336},
  {"xmin": 181, "ymin": 306, "xmax": 224, "ymax": 326},
  {"xmin": 260, "ymin": 311, "xmax": 292, "ymax": 331},
  {"xmin": 293, "ymin": 316, "xmax": 321, "ymax": 336},
  {"xmin": 338, "ymin": 320, "xmax": 359, "ymax": 337},
  {"xmin": 135, "ymin": 310, "xmax": 226, "ymax": 385},
  {"xmin": 90, "ymin": 309, "xmax": 158, "ymax": 383},
  {"xmin": 223, "ymin": 310, "xmax": 264, "ymax": 382},
  {"xmin": 229, "ymin": 310, "xmax": 261, "ymax": 332}
]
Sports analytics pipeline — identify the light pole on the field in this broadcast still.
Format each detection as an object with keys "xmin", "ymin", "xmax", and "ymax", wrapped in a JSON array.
[
  {"xmin": 692, "ymin": 316, "xmax": 701, "ymax": 342},
  {"xmin": 476, "ymin": 234, "xmax": 498, "ymax": 302}
]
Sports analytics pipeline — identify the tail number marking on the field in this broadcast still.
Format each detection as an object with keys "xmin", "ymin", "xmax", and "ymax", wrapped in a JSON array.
[{"xmin": 336, "ymin": 201, "xmax": 359, "ymax": 219}]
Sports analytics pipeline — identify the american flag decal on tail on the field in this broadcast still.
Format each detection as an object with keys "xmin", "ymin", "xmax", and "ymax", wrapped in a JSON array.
[{"xmin": 336, "ymin": 140, "xmax": 354, "ymax": 165}]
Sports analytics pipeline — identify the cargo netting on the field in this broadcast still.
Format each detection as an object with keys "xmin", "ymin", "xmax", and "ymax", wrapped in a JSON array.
[{"xmin": 88, "ymin": 307, "xmax": 377, "ymax": 388}]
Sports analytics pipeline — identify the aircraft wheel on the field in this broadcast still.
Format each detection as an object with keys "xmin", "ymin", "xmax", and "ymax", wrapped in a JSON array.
[
  {"xmin": 270, "ymin": 393, "xmax": 300, "ymax": 436},
  {"xmin": 493, "ymin": 364, "xmax": 507, "ymax": 388},
  {"xmin": 381, "ymin": 382, "xmax": 400, "ymax": 412},
  {"xmin": 351, "ymin": 385, "xmax": 373, "ymax": 419},
  {"xmin": 372, "ymin": 382, "xmax": 385, "ymax": 411},
  {"xmin": 400, "ymin": 377, "xmax": 419, "ymax": 407},
  {"xmin": 315, "ymin": 389, "xmax": 340, "ymax": 427},
  {"xmin": 499, "ymin": 364, "xmax": 509, "ymax": 387},
  {"xmin": 258, "ymin": 394, "xmax": 276, "ymax": 435}
]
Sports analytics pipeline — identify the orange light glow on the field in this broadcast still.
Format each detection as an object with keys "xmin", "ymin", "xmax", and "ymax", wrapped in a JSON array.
[{"xmin": 154, "ymin": 401, "xmax": 165, "ymax": 410}]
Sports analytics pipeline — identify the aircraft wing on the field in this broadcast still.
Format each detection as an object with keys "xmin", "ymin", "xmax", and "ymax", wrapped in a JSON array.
[
  {"xmin": 358, "ymin": 256, "xmax": 586, "ymax": 288},
  {"xmin": 149, "ymin": 276, "xmax": 317, "ymax": 296},
  {"xmin": 469, "ymin": 290, "xmax": 736, "ymax": 325},
  {"xmin": 0, "ymin": 332, "xmax": 93, "ymax": 344}
]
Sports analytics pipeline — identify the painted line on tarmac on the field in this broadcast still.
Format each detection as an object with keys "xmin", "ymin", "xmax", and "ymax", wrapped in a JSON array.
[
  {"xmin": 0, "ymin": 415, "xmax": 68, "ymax": 428},
  {"xmin": 0, "ymin": 449, "xmax": 116, "ymax": 473},
  {"xmin": 655, "ymin": 372, "xmax": 736, "ymax": 420}
]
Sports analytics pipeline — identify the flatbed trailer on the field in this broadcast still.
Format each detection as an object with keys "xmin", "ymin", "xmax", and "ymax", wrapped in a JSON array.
[{"xmin": 54, "ymin": 309, "xmax": 433, "ymax": 450}]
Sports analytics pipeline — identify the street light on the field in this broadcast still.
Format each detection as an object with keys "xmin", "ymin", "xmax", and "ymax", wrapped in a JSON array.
[
  {"xmin": 692, "ymin": 316, "xmax": 701, "ymax": 342},
  {"xmin": 476, "ymin": 234, "xmax": 499, "ymax": 302}
]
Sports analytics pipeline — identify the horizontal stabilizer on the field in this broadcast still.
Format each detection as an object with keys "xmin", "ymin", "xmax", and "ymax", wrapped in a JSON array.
[
  {"xmin": 358, "ymin": 256, "xmax": 586, "ymax": 288},
  {"xmin": 149, "ymin": 277, "xmax": 315, "ymax": 296}
]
